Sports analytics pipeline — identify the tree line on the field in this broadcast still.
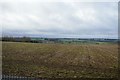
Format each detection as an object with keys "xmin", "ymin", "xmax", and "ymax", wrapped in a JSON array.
[
  {"xmin": 1, "ymin": 36, "xmax": 61, "ymax": 43},
  {"xmin": 2, "ymin": 36, "xmax": 32, "ymax": 42}
]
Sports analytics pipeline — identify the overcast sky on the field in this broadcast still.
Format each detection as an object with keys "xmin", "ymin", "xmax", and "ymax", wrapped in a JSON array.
[{"xmin": 1, "ymin": 2, "xmax": 118, "ymax": 38}]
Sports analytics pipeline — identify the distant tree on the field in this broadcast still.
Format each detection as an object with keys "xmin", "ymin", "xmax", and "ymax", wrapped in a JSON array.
[
  {"xmin": 44, "ymin": 38, "xmax": 48, "ymax": 40},
  {"xmin": 68, "ymin": 41, "xmax": 71, "ymax": 44},
  {"xmin": 2, "ymin": 36, "xmax": 31, "ymax": 42},
  {"xmin": 21, "ymin": 36, "xmax": 31, "ymax": 42}
]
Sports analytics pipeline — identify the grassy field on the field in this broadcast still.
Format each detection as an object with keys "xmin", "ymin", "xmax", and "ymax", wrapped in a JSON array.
[{"xmin": 2, "ymin": 42, "xmax": 118, "ymax": 78}]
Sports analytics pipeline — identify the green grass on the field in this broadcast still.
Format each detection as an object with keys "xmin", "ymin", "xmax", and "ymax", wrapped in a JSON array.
[{"xmin": 2, "ymin": 42, "xmax": 118, "ymax": 78}]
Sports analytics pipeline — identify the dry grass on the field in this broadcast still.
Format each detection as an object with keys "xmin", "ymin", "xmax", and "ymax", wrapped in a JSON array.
[{"xmin": 2, "ymin": 42, "xmax": 118, "ymax": 78}]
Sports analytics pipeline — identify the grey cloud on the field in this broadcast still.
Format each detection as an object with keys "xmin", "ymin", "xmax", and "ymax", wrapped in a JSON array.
[{"xmin": 1, "ymin": 2, "xmax": 118, "ymax": 38}]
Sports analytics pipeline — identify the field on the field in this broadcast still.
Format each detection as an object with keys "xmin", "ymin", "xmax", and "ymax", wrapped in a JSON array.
[{"xmin": 2, "ymin": 42, "xmax": 118, "ymax": 78}]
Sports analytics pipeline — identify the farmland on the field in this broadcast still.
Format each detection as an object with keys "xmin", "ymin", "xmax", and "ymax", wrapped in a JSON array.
[{"xmin": 2, "ymin": 42, "xmax": 118, "ymax": 78}]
